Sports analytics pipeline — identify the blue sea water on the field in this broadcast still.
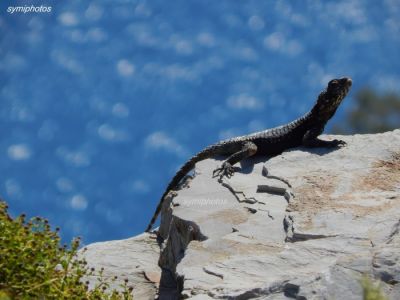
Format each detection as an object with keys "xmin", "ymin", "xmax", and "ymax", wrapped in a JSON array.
[{"xmin": 1, "ymin": 0, "xmax": 399, "ymax": 244}]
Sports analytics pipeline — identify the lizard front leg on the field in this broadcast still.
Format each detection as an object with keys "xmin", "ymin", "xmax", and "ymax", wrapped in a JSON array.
[
  {"xmin": 302, "ymin": 127, "xmax": 346, "ymax": 148},
  {"xmin": 213, "ymin": 141, "xmax": 258, "ymax": 181}
]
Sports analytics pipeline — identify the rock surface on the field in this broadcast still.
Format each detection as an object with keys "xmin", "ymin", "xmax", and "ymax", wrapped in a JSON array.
[
  {"xmin": 81, "ymin": 234, "xmax": 161, "ymax": 299},
  {"xmin": 81, "ymin": 130, "xmax": 400, "ymax": 299}
]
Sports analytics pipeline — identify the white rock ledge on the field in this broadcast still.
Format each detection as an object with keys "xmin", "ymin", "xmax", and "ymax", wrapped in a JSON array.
[{"xmin": 81, "ymin": 130, "xmax": 400, "ymax": 300}]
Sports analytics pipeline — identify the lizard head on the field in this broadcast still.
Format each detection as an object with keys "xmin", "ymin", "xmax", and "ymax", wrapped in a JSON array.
[{"xmin": 313, "ymin": 77, "xmax": 352, "ymax": 120}]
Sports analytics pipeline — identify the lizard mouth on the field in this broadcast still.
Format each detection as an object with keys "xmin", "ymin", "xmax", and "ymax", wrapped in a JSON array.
[
  {"xmin": 345, "ymin": 78, "xmax": 352, "ymax": 87},
  {"xmin": 341, "ymin": 77, "xmax": 352, "ymax": 88},
  {"xmin": 338, "ymin": 77, "xmax": 352, "ymax": 96}
]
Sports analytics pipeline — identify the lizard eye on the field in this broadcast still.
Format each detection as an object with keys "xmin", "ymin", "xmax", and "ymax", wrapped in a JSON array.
[{"xmin": 329, "ymin": 80, "xmax": 339, "ymax": 87}]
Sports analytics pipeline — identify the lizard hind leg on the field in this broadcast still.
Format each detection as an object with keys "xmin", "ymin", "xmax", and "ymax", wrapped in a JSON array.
[{"xmin": 213, "ymin": 141, "xmax": 258, "ymax": 181}]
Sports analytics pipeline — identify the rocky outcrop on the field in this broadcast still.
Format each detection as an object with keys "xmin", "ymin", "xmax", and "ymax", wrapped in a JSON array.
[{"xmin": 81, "ymin": 130, "xmax": 400, "ymax": 299}]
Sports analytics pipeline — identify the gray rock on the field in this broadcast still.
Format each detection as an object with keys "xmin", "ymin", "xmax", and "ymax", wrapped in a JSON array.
[
  {"xmin": 80, "ymin": 234, "xmax": 161, "ymax": 300},
  {"xmin": 81, "ymin": 130, "xmax": 400, "ymax": 299}
]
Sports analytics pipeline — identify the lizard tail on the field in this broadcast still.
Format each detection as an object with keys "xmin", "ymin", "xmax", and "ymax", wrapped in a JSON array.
[{"xmin": 145, "ymin": 145, "xmax": 219, "ymax": 232}]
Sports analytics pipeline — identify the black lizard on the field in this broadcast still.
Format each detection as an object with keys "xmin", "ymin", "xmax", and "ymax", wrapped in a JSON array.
[{"xmin": 146, "ymin": 77, "xmax": 352, "ymax": 232}]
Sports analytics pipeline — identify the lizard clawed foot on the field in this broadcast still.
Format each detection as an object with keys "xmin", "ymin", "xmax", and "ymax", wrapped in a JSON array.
[
  {"xmin": 330, "ymin": 139, "xmax": 347, "ymax": 147},
  {"xmin": 213, "ymin": 162, "xmax": 235, "ymax": 181}
]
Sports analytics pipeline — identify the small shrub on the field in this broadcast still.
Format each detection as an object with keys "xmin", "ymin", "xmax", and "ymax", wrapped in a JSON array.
[{"xmin": 0, "ymin": 201, "xmax": 133, "ymax": 299}]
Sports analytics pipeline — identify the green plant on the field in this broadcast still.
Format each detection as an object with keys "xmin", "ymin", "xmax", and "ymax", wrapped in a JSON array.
[
  {"xmin": 0, "ymin": 201, "xmax": 133, "ymax": 299},
  {"xmin": 361, "ymin": 275, "xmax": 387, "ymax": 300},
  {"xmin": 332, "ymin": 87, "xmax": 400, "ymax": 134}
]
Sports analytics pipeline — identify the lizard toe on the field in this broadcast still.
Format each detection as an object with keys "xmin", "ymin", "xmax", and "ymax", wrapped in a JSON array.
[
  {"xmin": 212, "ymin": 167, "xmax": 223, "ymax": 178},
  {"xmin": 216, "ymin": 162, "xmax": 235, "ymax": 180},
  {"xmin": 332, "ymin": 139, "xmax": 347, "ymax": 147}
]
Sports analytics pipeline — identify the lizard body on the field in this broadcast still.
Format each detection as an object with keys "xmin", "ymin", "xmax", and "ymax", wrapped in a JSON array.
[{"xmin": 146, "ymin": 77, "xmax": 352, "ymax": 232}]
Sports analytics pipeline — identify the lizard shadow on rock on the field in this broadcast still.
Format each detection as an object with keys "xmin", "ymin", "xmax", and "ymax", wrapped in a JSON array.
[
  {"xmin": 212, "ymin": 156, "xmax": 266, "ymax": 175},
  {"xmin": 215, "ymin": 145, "xmax": 343, "ymax": 176},
  {"xmin": 288, "ymin": 145, "xmax": 344, "ymax": 156}
]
